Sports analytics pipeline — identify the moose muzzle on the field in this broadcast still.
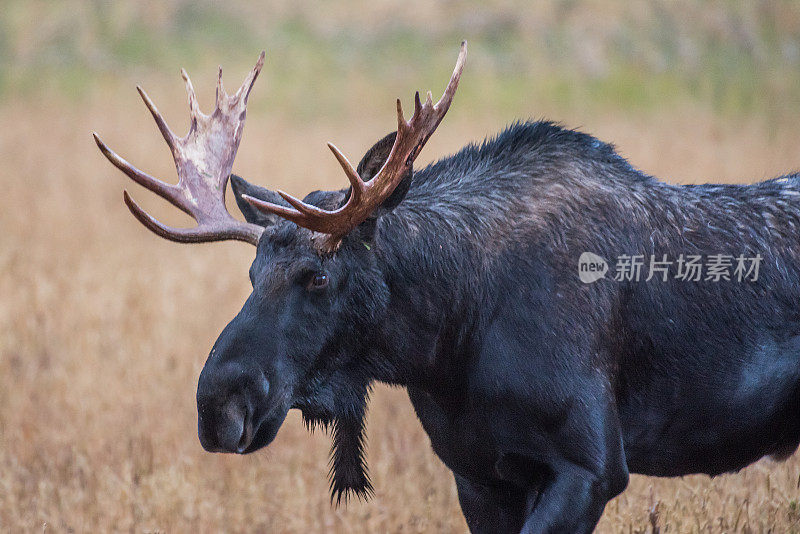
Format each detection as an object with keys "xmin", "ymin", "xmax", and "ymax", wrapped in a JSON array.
[{"xmin": 196, "ymin": 360, "xmax": 271, "ymax": 454}]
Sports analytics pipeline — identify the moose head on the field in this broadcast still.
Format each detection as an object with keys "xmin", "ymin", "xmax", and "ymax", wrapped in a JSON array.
[{"xmin": 94, "ymin": 43, "xmax": 466, "ymax": 501}]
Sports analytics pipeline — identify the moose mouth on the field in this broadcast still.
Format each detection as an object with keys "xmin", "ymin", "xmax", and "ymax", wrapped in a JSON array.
[{"xmin": 239, "ymin": 410, "xmax": 288, "ymax": 454}]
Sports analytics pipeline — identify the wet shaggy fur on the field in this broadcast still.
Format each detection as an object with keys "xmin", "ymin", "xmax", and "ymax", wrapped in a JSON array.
[{"xmin": 206, "ymin": 120, "xmax": 800, "ymax": 533}]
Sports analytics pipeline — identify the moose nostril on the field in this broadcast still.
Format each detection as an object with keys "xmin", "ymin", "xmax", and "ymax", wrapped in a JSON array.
[
  {"xmin": 216, "ymin": 399, "xmax": 249, "ymax": 453},
  {"xmin": 237, "ymin": 413, "xmax": 254, "ymax": 453}
]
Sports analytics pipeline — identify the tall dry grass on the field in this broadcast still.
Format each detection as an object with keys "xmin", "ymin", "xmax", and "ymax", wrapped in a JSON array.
[{"xmin": 3, "ymin": 2, "xmax": 800, "ymax": 532}]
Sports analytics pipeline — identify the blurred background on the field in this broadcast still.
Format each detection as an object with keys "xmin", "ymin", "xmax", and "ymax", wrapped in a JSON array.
[{"xmin": 2, "ymin": 1, "xmax": 800, "ymax": 532}]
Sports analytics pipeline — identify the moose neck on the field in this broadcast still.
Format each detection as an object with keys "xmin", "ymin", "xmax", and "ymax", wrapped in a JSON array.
[{"xmin": 362, "ymin": 213, "xmax": 487, "ymax": 392}]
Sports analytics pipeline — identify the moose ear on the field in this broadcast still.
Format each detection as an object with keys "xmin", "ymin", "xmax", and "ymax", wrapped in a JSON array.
[
  {"xmin": 356, "ymin": 131, "xmax": 412, "ymax": 211},
  {"xmin": 230, "ymin": 174, "xmax": 289, "ymax": 227}
]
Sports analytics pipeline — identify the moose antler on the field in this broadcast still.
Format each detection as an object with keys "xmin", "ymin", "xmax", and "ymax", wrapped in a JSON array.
[
  {"xmin": 244, "ymin": 41, "xmax": 467, "ymax": 253},
  {"xmin": 93, "ymin": 52, "xmax": 266, "ymax": 245}
]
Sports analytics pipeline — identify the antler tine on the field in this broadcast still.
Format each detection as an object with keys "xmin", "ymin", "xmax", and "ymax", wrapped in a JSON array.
[
  {"xmin": 396, "ymin": 98, "xmax": 406, "ymax": 127},
  {"xmin": 277, "ymin": 191, "xmax": 333, "ymax": 218},
  {"xmin": 216, "ymin": 65, "xmax": 225, "ymax": 108},
  {"xmin": 327, "ymin": 143, "xmax": 365, "ymax": 200},
  {"xmin": 241, "ymin": 194, "xmax": 316, "ymax": 229},
  {"xmin": 123, "ymin": 190, "xmax": 260, "ymax": 244},
  {"xmin": 137, "ymin": 86, "xmax": 177, "ymax": 150},
  {"xmin": 434, "ymin": 41, "xmax": 467, "ymax": 113},
  {"xmin": 246, "ymin": 41, "xmax": 467, "ymax": 253},
  {"xmin": 93, "ymin": 132, "xmax": 189, "ymax": 215},
  {"xmin": 181, "ymin": 68, "xmax": 202, "ymax": 119},
  {"xmin": 236, "ymin": 50, "xmax": 265, "ymax": 103},
  {"xmin": 123, "ymin": 190, "xmax": 198, "ymax": 242}
]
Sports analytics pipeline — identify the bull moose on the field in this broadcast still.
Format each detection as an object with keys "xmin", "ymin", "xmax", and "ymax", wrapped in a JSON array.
[{"xmin": 93, "ymin": 43, "xmax": 800, "ymax": 533}]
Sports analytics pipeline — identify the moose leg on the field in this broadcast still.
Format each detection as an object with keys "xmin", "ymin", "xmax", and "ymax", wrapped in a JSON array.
[
  {"xmin": 517, "ymin": 402, "xmax": 629, "ymax": 534},
  {"xmin": 454, "ymin": 474, "xmax": 527, "ymax": 534},
  {"xmin": 517, "ymin": 465, "xmax": 619, "ymax": 533}
]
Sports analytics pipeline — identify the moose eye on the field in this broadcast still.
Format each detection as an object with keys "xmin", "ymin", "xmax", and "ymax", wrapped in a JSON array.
[{"xmin": 308, "ymin": 272, "xmax": 329, "ymax": 291}]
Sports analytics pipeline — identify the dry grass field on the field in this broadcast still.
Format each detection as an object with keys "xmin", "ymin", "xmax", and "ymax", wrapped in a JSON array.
[{"xmin": 3, "ymin": 1, "xmax": 800, "ymax": 532}]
